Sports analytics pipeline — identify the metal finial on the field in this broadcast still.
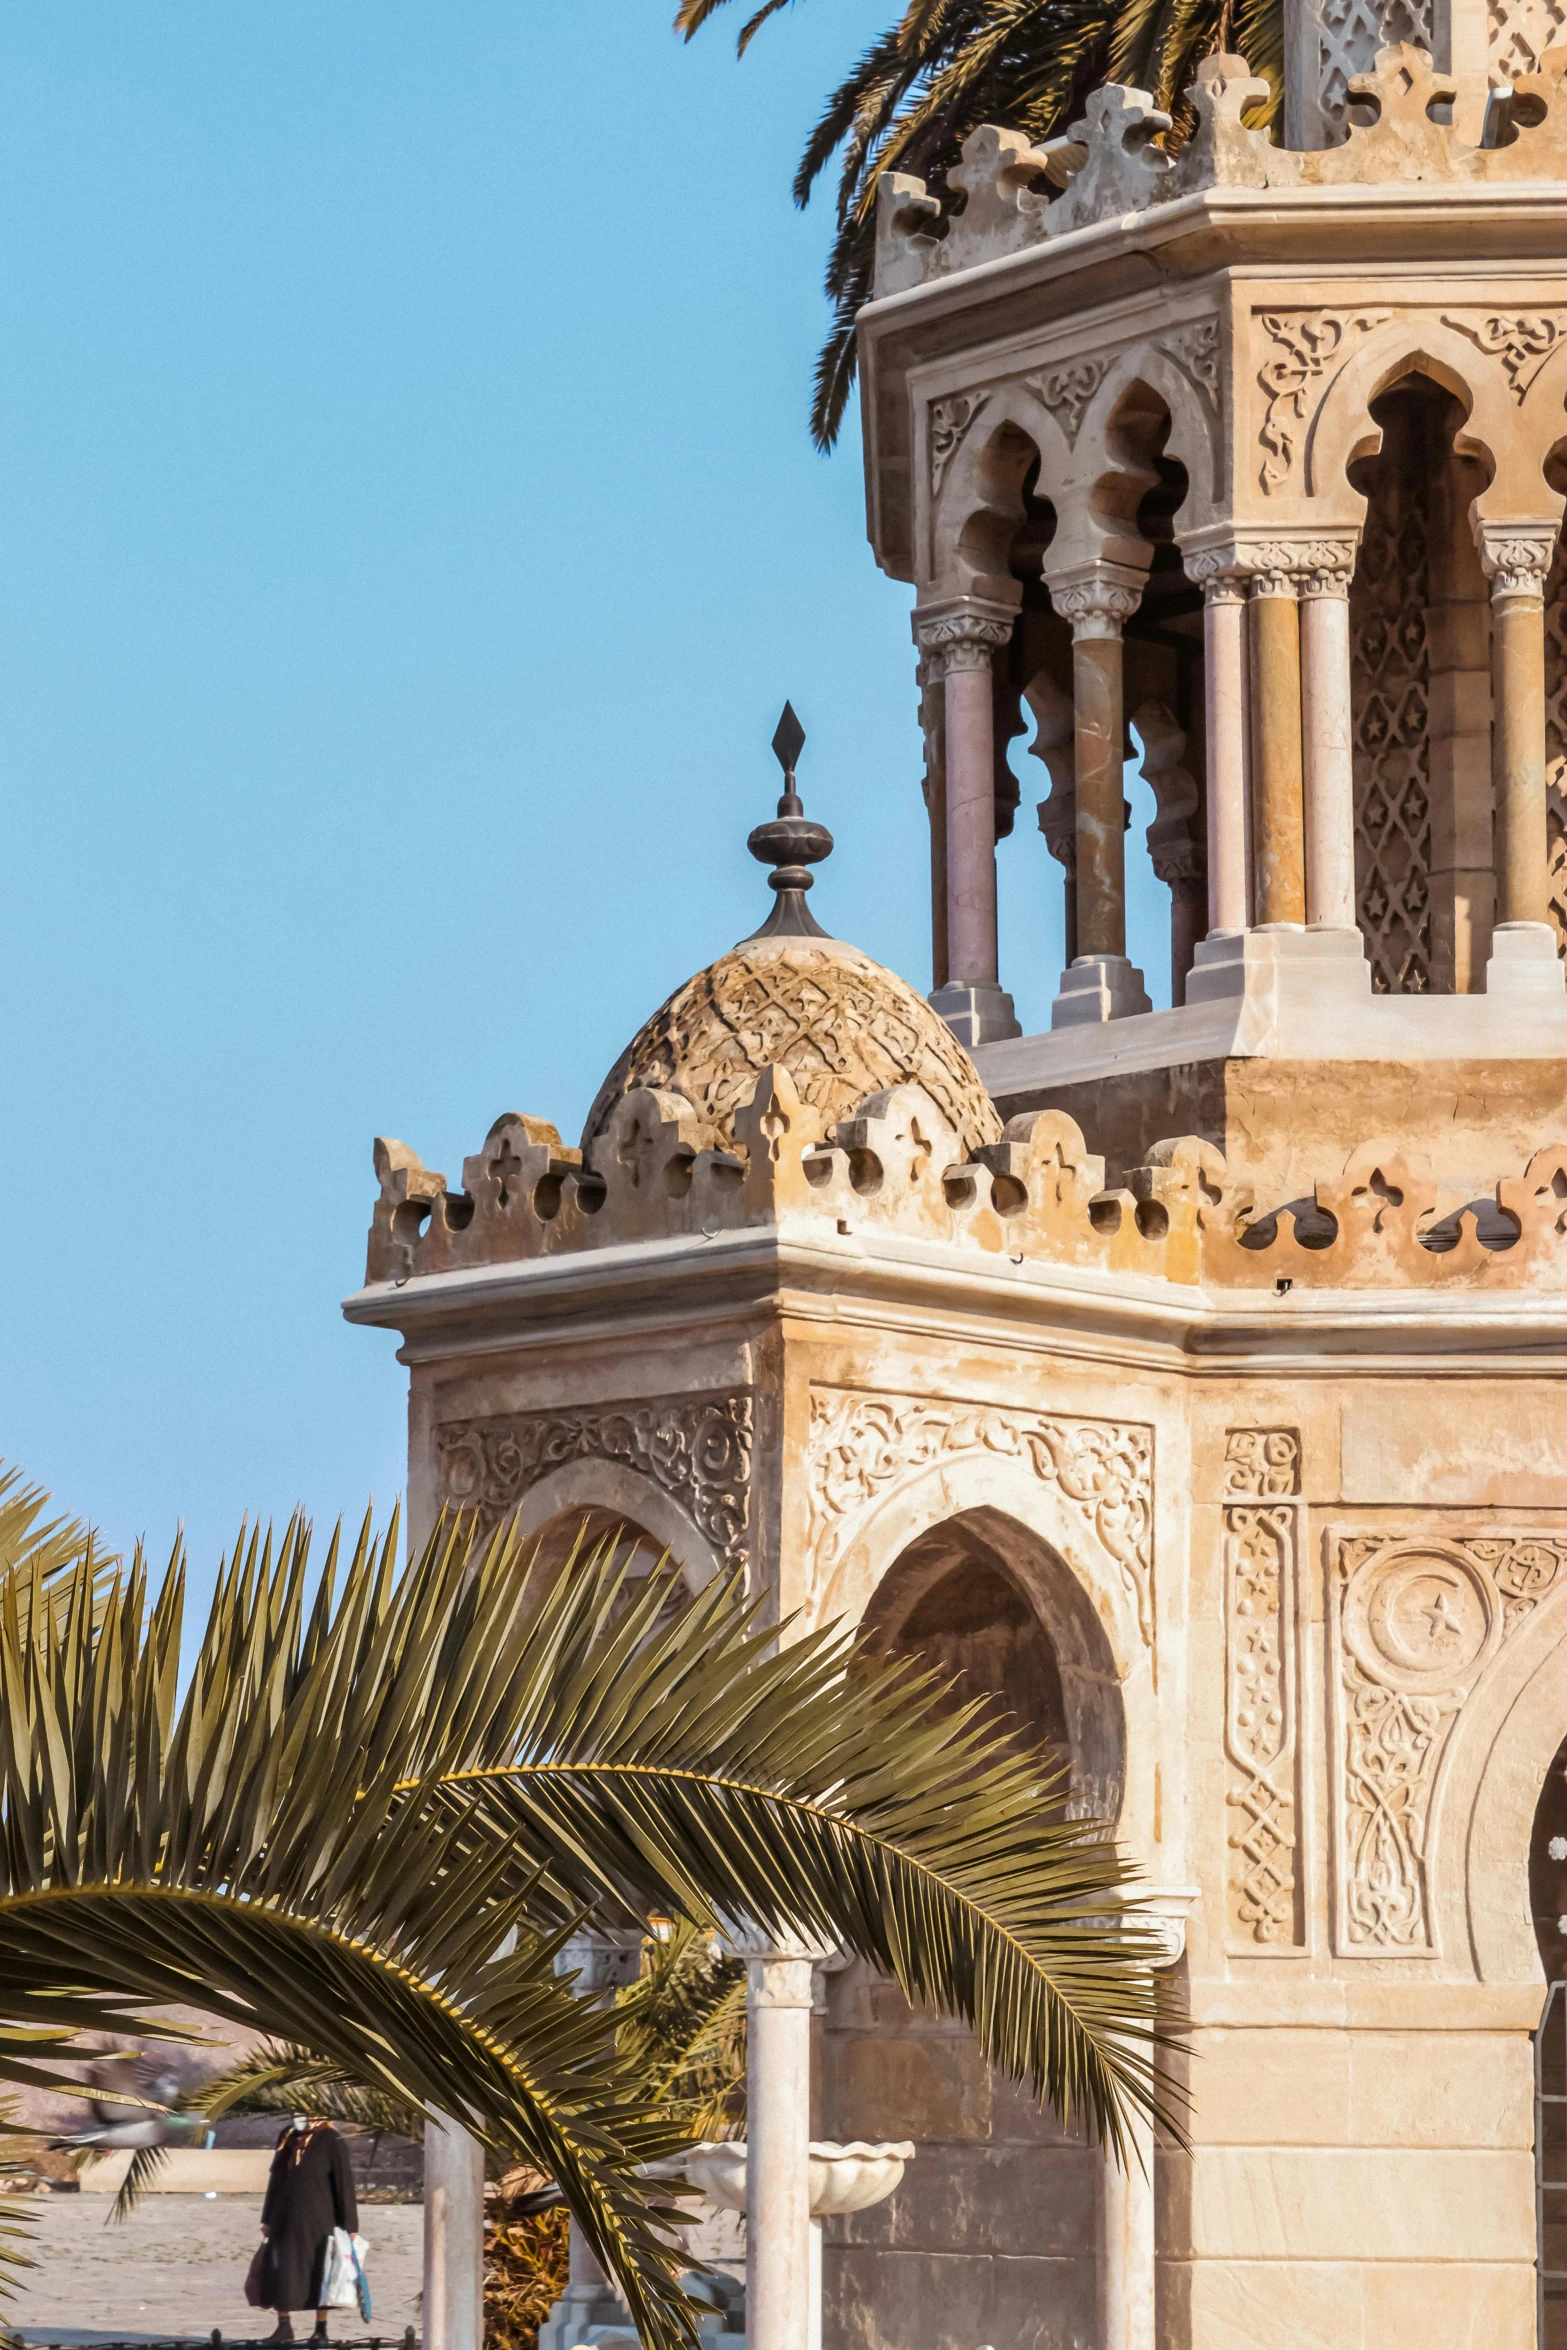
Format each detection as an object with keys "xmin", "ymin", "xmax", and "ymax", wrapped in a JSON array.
[
  {"xmin": 743, "ymin": 702, "xmax": 834, "ymax": 943},
  {"xmin": 772, "ymin": 701, "xmax": 807, "ymax": 813}
]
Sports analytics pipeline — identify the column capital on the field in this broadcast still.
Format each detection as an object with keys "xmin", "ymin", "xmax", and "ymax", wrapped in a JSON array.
[
  {"xmin": 1184, "ymin": 531, "xmax": 1359, "ymax": 600},
  {"xmin": 1478, "ymin": 518, "xmax": 1559, "ymax": 601},
  {"xmin": 1046, "ymin": 561, "xmax": 1144, "ymax": 638},
  {"xmin": 719, "ymin": 1918, "xmax": 842, "ymax": 1967},
  {"xmin": 913, "ymin": 595, "xmax": 1016, "ymax": 674}
]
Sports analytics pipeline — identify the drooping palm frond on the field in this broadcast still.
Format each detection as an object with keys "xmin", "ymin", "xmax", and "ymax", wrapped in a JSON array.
[
  {"xmin": 673, "ymin": 0, "xmax": 1281, "ymax": 446},
  {"xmin": 0, "ymin": 1514, "xmax": 708, "ymax": 2350},
  {"xmin": 196, "ymin": 2041, "xmax": 424, "ymax": 2142},
  {"xmin": 408, "ymin": 1546, "xmax": 1179, "ymax": 2164}
]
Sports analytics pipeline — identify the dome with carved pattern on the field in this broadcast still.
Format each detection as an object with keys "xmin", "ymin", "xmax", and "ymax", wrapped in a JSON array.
[{"xmin": 582, "ymin": 930, "xmax": 1003, "ymax": 1161}]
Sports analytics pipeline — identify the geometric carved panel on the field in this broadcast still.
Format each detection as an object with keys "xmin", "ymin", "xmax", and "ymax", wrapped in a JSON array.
[
  {"xmin": 1223, "ymin": 1430, "xmax": 1304, "ymax": 1948},
  {"xmin": 1329, "ymin": 1530, "xmax": 1567, "ymax": 1953},
  {"xmin": 1351, "ymin": 401, "xmax": 1433, "ymax": 995}
]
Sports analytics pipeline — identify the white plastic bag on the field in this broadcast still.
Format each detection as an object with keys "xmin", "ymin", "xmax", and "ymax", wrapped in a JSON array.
[{"xmin": 321, "ymin": 2226, "xmax": 371, "ymax": 2313}]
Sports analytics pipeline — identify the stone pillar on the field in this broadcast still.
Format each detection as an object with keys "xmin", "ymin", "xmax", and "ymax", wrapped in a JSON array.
[
  {"xmin": 1298, "ymin": 540, "xmax": 1359, "ymax": 931},
  {"xmin": 1249, "ymin": 562, "xmax": 1307, "ymax": 925},
  {"xmin": 1199, "ymin": 567, "xmax": 1251, "ymax": 935},
  {"xmin": 725, "ymin": 1926, "xmax": 825, "ymax": 2350},
  {"xmin": 423, "ymin": 2114, "xmax": 486, "ymax": 2350},
  {"xmin": 1047, "ymin": 567, "xmax": 1152, "ymax": 1027},
  {"xmin": 914, "ymin": 601, "xmax": 1021, "ymax": 1048},
  {"xmin": 536, "ymin": 1928, "xmax": 647, "ymax": 2350},
  {"xmin": 1096, "ymin": 1889, "xmax": 1199, "ymax": 2350},
  {"xmin": 1480, "ymin": 522, "xmax": 1557, "ymax": 926}
]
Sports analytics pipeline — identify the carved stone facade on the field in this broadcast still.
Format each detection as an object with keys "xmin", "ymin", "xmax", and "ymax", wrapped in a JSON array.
[
  {"xmin": 1330, "ymin": 1530, "xmax": 1567, "ymax": 1951},
  {"xmin": 433, "ymin": 1395, "xmax": 752, "ymax": 1569},
  {"xmin": 1223, "ymin": 1431, "xmax": 1304, "ymax": 1949},
  {"xmin": 806, "ymin": 1388, "xmax": 1154, "ymax": 1641}
]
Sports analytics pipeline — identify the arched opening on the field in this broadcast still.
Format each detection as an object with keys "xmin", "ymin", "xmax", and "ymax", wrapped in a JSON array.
[
  {"xmin": 820, "ymin": 1511, "xmax": 1121, "ymax": 2350},
  {"xmin": 1347, "ymin": 370, "xmax": 1494, "ymax": 994}
]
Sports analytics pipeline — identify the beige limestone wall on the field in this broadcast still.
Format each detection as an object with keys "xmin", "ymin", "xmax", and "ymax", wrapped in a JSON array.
[{"xmin": 381, "ymin": 1233, "xmax": 1567, "ymax": 2350}]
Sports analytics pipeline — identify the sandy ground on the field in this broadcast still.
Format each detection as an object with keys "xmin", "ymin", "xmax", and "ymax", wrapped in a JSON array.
[{"xmin": 7, "ymin": 2195, "xmax": 423, "ymax": 2345}]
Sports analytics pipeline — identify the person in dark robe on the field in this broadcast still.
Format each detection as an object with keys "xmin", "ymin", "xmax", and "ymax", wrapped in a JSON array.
[{"xmin": 258, "ymin": 2113, "xmax": 359, "ymax": 2344}]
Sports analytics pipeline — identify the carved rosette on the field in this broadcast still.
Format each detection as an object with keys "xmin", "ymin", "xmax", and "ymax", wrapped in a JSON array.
[
  {"xmin": 806, "ymin": 1388, "xmax": 1154, "ymax": 1643},
  {"xmin": 1330, "ymin": 1529, "xmax": 1567, "ymax": 1952},
  {"xmin": 434, "ymin": 1393, "xmax": 753, "ymax": 1571},
  {"xmin": 1222, "ymin": 1430, "xmax": 1303, "ymax": 1949}
]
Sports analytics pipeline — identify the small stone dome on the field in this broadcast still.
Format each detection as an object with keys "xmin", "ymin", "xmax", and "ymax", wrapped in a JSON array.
[{"xmin": 582, "ymin": 930, "xmax": 1003, "ymax": 1162}]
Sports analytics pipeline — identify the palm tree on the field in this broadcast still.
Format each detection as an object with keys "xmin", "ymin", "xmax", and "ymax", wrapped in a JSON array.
[
  {"xmin": 672, "ymin": 0, "xmax": 1281, "ymax": 448},
  {"xmin": 0, "ymin": 1489, "xmax": 1175, "ymax": 2349}
]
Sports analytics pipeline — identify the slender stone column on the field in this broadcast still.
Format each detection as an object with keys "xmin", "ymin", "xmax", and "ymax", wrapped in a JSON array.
[
  {"xmin": 913, "ymin": 601, "xmax": 1020, "ymax": 1047},
  {"xmin": 1194, "ymin": 560, "xmax": 1251, "ymax": 933},
  {"xmin": 1249, "ymin": 562, "xmax": 1307, "ymax": 925},
  {"xmin": 1480, "ymin": 522, "xmax": 1557, "ymax": 925},
  {"xmin": 724, "ymin": 1926, "xmax": 828, "ymax": 2350},
  {"xmin": 1298, "ymin": 540, "xmax": 1358, "ymax": 930},
  {"xmin": 1097, "ymin": 1889, "xmax": 1199, "ymax": 2350},
  {"xmin": 1047, "ymin": 565, "xmax": 1152, "ymax": 1026},
  {"xmin": 424, "ymin": 2114, "xmax": 486, "ymax": 2350}
]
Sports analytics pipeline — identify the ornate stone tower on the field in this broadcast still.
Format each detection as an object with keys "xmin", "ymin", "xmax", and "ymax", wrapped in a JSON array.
[{"xmin": 349, "ymin": 20, "xmax": 1567, "ymax": 2347}]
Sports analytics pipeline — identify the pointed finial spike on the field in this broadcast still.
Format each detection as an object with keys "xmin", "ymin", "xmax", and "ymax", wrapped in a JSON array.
[{"xmin": 772, "ymin": 701, "xmax": 806, "ymax": 787}]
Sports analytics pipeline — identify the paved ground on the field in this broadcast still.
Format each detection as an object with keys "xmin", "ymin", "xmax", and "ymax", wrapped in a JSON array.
[{"xmin": 7, "ymin": 2195, "xmax": 423, "ymax": 2344}]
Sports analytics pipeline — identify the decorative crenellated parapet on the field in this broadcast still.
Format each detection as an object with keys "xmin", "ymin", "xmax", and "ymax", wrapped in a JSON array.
[
  {"xmin": 869, "ymin": 45, "xmax": 1567, "ymax": 300},
  {"xmin": 366, "ymin": 1076, "xmax": 1567, "ymax": 1294}
]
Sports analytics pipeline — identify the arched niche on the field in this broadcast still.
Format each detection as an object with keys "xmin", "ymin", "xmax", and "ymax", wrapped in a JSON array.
[
  {"xmin": 856, "ymin": 1504, "xmax": 1123, "ymax": 1822},
  {"xmin": 496, "ymin": 1455, "xmax": 723, "ymax": 1596}
]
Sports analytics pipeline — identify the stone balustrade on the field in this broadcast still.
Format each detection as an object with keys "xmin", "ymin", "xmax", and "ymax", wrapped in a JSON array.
[{"xmin": 366, "ymin": 1065, "xmax": 1567, "ymax": 1293}]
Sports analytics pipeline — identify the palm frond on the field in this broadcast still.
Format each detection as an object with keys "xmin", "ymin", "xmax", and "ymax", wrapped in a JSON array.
[
  {"xmin": 408, "ymin": 1547, "xmax": 1180, "ymax": 2163},
  {"xmin": 673, "ymin": 0, "xmax": 1286, "ymax": 444}
]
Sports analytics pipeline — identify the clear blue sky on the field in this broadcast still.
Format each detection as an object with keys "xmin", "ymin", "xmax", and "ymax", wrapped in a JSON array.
[{"xmin": 0, "ymin": 2, "xmax": 1169, "ymax": 1591}]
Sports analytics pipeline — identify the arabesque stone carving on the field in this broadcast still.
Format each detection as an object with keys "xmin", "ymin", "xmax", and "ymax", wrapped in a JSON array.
[
  {"xmin": 1331, "ymin": 1530, "xmax": 1567, "ymax": 1949},
  {"xmin": 806, "ymin": 1387, "xmax": 1154, "ymax": 1642},
  {"xmin": 1223, "ymin": 1430, "xmax": 1304, "ymax": 1948},
  {"xmin": 433, "ymin": 1393, "xmax": 752, "ymax": 1570}
]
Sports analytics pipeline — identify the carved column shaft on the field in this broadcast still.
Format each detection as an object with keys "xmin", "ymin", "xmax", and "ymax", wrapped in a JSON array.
[
  {"xmin": 915, "ymin": 602, "xmax": 1021, "ymax": 1044},
  {"xmin": 726, "ymin": 1927, "xmax": 831, "ymax": 2350},
  {"xmin": 917, "ymin": 649, "xmax": 949, "ymax": 990},
  {"xmin": 1249, "ymin": 571, "xmax": 1307, "ymax": 925},
  {"xmin": 1481, "ymin": 524, "xmax": 1556, "ymax": 925},
  {"xmin": 1051, "ymin": 570, "xmax": 1145, "ymax": 961},
  {"xmin": 1299, "ymin": 547, "xmax": 1358, "ymax": 930},
  {"xmin": 1200, "ymin": 571, "xmax": 1251, "ymax": 933}
]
